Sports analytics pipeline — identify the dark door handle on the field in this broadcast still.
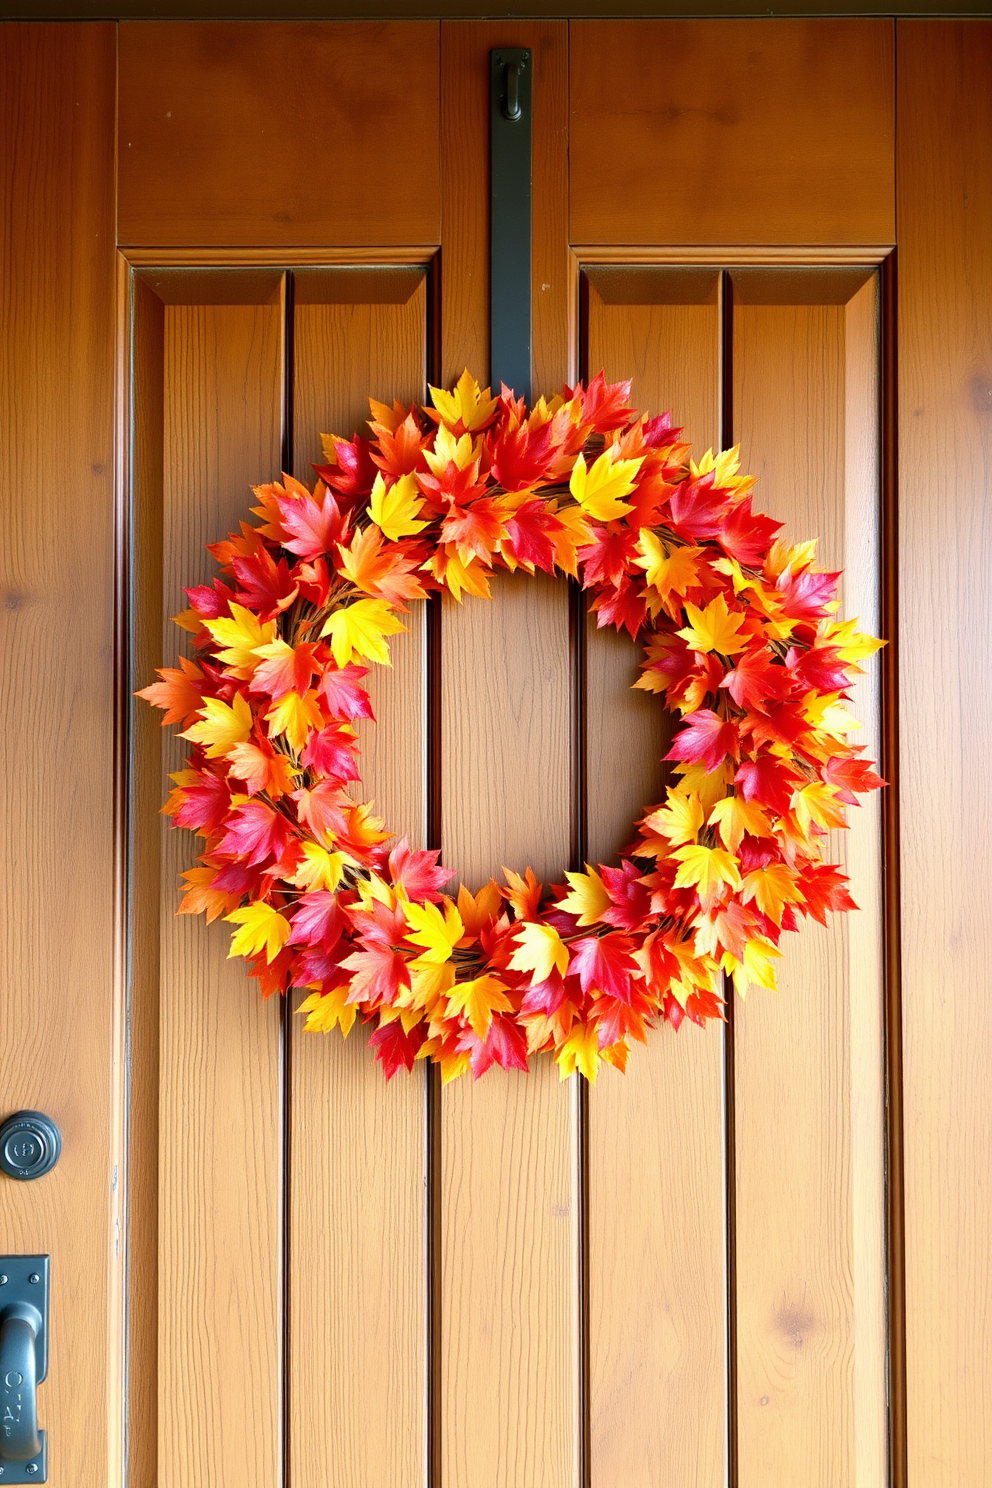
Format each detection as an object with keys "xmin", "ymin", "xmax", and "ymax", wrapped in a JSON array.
[{"xmin": 0, "ymin": 1302, "xmax": 42, "ymax": 1462}]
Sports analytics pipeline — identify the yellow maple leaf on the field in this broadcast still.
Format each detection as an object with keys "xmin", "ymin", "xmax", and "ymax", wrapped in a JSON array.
[
  {"xmin": 397, "ymin": 961, "xmax": 455, "ymax": 1015},
  {"xmin": 643, "ymin": 788, "xmax": 704, "ymax": 847},
  {"xmin": 288, "ymin": 842, "xmax": 345, "ymax": 893},
  {"xmin": 723, "ymin": 936, "xmax": 782, "ymax": 998},
  {"xmin": 180, "ymin": 691, "xmax": 253, "ymax": 759},
  {"xmin": 558, "ymin": 865, "xmax": 611, "ymax": 926},
  {"xmin": 635, "ymin": 531, "xmax": 704, "ymax": 603},
  {"xmin": 556, "ymin": 1023, "xmax": 602, "ymax": 1083},
  {"xmin": 569, "ymin": 449, "xmax": 642, "ymax": 521},
  {"xmin": 299, "ymin": 985, "xmax": 357, "ymax": 1037},
  {"xmin": 677, "ymin": 593, "xmax": 749, "ymax": 656},
  {"xmin": 320, "ymin": 598, "xmax": 406, "ymax": 666},
  {"xmin": 708, "ymin": 795, "xmax": 771, "ymax": 853},
  {"xmin": 828, "ymin": 616, "xmax": 885, "ymax": 664},
  {"xmin": 203, "ymin": 602, "xmax": 276, "ymax": 678},
  {"xmin": 423, "ymin": 423, "xmax": 479, "ymax": 476},
  {"xmin": 403, "ymin": 897, "xmax": 464, "ymax": 964},
  {"xmin": 671, "ymin": 843, "xmax": 742, "ymax": 909},
  {"xmin": 225, "ymin": 900, "xmax": 291, "ymax": 963},
  {"xmin": 264, "ymin": 689, "xmax": 325, "ymax": 754},
  {"xmin": 429, "ymin": 370, "xmax": 498, "ymax": 432},
  {"xmin": 429, "ymin": 547, "xmax": 493, "ymax": 603},
  {"xmin": 368, "ymin": 471, "xmax": 428, "ymax": 542},
  {"xmin": 791, "ymin": 782, "xmax": 846, "ymax": 833},
  {"xmin": 508, "ymin": 921, "xmax": 570, "ymax": 982},
  {"xmin": 741, "ymin": 864, "xmax": 804, "ymax": 926},
  {"xmin": 446, "ymin": 974, "xmax": 513, "ymax": 1039},
  {"xmin": 672, "ymin": 760, "xmax": 736, "ymax": 813}
]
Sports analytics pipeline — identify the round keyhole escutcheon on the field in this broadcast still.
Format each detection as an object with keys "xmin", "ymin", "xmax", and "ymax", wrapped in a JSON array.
[{"xmin": 0, "ymin": 1111, "xmax": 62, "ymax": 1181}]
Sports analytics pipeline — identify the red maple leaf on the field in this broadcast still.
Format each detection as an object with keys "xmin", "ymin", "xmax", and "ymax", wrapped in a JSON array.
[
  {"xmin": 313, "ymin": 435, "xmax": 377, "ymax": 507},
  {"xmin": 301, "ymin": 724, "xmax": 360, "ymax": 784},
  {"xmin": 231, "ymin": 549, "xmax": 298, "ymax": 616},
  {"xmin": 776, "ymin": 566, "xmax": 841, "ymax": 621},
  {"xmin": 276, "ymin": 486, "xmax": 347, "ymax": 560},
  {"xmin": 822, "ymin": 752, "xmax": 885, "ymax": 804},
  {"xmin": 501, "ymin": 500, "xmax": 559, "ymax": 572},
  {"xmin": 734, "ymin": 752, "xmax": 800, "ymax": 815},
  {"xmin": 578, "ymin": 525, "xmax": 639, "ymax": 587},
  {"xmin": 570, "ymin": 371, "xmax": 634, "ymax": 432},
  {"xmin": 458, "ymin": 1015, "xmax": 530, "ymax": 1078},
  {"xmin": 668, "ymin": 473, "xmax": 731, "ymax": 540},
  {"xmin": 568, "ymin": 933, "xmax": 638, "ymax": 1001},
  {"xmin": 289, "ymin": 891, "xmax": 347, "ymax": 949},
  {"xmin": 716, "ymin": 499, "xmax": 783, "ymax": 565},
  {"xmin": 387, "ymin": 840, "xmax": 454, "ymax": 902},
  {"xmin": 666, "ymin": 709, "xmax": 739, "ymax": 772},
  {"xmin": 598, "ymin": 860, "xmax": 652, "ymax": 931},
  {"xmin": 490, "ymin": 420, "xmax": 557, "ymax": 490},
  {"xmin": 591, "ymin": 576, "xmax": 648, "ymax": 639},
  {"xmin": 317, "ymin": 663, "xmax": 374, "ymax": 721},
  {"xmin": 720, "ymin": 650, "xmax": 791, "ymax": 711},
  {"xmin": 369, "ymin": 1019, "xmax": 424, "ymax": 1079},
  {"xmin": 171, "ymin": 770, "xmax": 232, "ymax": 831},
  {"xmin": 216, "ymin": 801, "xmax": 293, "ymax": 867},
  {"xmin": 185, "ymin": 578, "xmax": 236, "ymax": 620}
]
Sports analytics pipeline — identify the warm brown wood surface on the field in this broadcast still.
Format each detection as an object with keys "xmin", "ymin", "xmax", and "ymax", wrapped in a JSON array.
[
  {"xmin": 0, "ymin": 24, "xmax": 120, "ymax": 1487},
  {"xmin": 569, "ymin": 20, "xmax": 895, "ymax": 249},
  {"xmin": 440, "ymin": 21, "xmax": 571, "ymax": 395},
  {"xmin": 437, "ymin": 25, "xmax": 579, "ymax": 1487},
  {"xmin": 118, "ymin": 22, "xmax": 441, "ymax": 248},
  {"xmin": 584, "ymin": 268, "xmax": 728, "ymax": 1488},
  {"xmin": 897, "ymin": 22, "xmax": 992, "ymax": 1486},
  {"xmin": 155, "ymin": 291, "xmax": 285, "ymax": 1487},
  {"xmin": 732, "ymin": 272, "xmax": 886, "ymax": 1488},
  {"xmin": 288, "ymin": 269, "xmax": 430, "ymax": 1488}
]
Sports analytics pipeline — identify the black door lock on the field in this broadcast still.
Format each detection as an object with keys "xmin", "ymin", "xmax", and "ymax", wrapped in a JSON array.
[{"xmin": 0, "ymin": 1115, "xmax": 61, "ymax": 1183}]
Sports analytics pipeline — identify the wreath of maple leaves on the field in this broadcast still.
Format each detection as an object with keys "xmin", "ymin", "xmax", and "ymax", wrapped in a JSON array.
[{"xmin": 139, "ymin": 371, "xmax": 883, "ymax": 1083}]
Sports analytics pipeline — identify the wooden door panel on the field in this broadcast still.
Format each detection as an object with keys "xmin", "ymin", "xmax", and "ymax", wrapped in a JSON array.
[
  {"xmin": 132, "ymin": 272, "xmax": 288, "ymax": 1488},
  {"xmin": 731, "ymin": 269, "xmax": 886, "ymax": 1488},
  {"xmin": 436, "ymin": 27, "xmax": 579, "ymax": 1488},
  {"xmin": 569, "ymin": 20, "xmax": 895, "ymax": 250},
  {"xmin": 287, "ymin": 267, "xmax": 430, "ymax": 1488},
  {"xmin": 0, "ymin": 22, "xmax": 120, "ymax": 1488},
  {"xmin": 898, "ymin": 22, "xmax": 992, "ymax": 1487},
  {"xmin": 118, "ymin": 22, "xmax": 441, "ymax": 248},
  {"xmin": 582, "ymin": 265, "xmax": 728, "ymax": 1488}
]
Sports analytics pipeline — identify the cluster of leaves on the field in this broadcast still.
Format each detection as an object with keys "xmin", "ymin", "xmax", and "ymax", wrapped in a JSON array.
[{"xmin": 139, "ymin": 371, "xmax": 883, "ymax": 1083}]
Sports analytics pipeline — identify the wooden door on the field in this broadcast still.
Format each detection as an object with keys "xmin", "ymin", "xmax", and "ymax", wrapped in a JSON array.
[{"xmin": 3, "ymin": 17, "xmax": 990, "ymax": 1488}]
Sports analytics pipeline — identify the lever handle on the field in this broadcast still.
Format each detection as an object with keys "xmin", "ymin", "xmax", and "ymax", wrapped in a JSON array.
[
  {"xmin": 502, "ymin": 59, "xmax": 522, "ymax": 121},
  {"xmin": 0, "ymin": 1302, "xmax": 42, "ymax": 1462}
]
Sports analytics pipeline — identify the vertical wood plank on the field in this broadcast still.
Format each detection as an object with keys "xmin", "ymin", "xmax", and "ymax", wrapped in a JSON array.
[
  {"xmin": 731, "ymin": 274, "xmax": 886, "ymax": 1488},
  {"xmin": 0, "ymin": 20, "xmax": 119, "ymax": 1485},
  {"xmin": 158, "ymin": 297, "xmax": 284, "ymax": 1488},
  {"xmin": 897, "ymin": 22, "xmax": 992, "ymax": 1486},
  {"xmin": 583, "ymin": 269, "xmax": 728, "ymax": 1487},
  {"xmin": 128, "ymin": 271, "xmax": 166, "ymax": 1488},
  {"xmin": 439, "ymin": 23, "xmax": 578, "ymax": 1488},
  {"xmin": 289, "ymin": 269, "xmax": 429, "ymax": 1488}
]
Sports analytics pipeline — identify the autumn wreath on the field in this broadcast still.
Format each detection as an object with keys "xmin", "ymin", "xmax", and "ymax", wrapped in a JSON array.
[{"xmin": 140, "ymin": 372, "xmax": 883, "ymax": 1083}]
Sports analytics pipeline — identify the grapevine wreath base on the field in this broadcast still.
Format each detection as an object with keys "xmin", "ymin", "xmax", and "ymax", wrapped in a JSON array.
[{"xmin": 140, "ymin": 372, "xmax": 883, "ymax": 1083}]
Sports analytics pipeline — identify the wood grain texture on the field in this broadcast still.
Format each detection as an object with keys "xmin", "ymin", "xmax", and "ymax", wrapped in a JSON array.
[
  {"xmin": 897, "ymin": 22, "xmax": 992, "ymax": 1486},
  {"xmin": 127, "ymin": 269, "xmax": 167, "ymax": 1488},
  {"xmin": 289, "ymin": 269, "xmax": 430, "ymax": 1488},
  {"xmin": 0, "ymin": 24, "xmax": 119, "ymax": 1486},
  {"xmin": 583, "ymin": 270, "xmax": 728, "ymax": 1487},
  {"xmin": 158, "ymin": 298, "xmax": 284, "ymax": 1488},
  {"xmin": 118, "ymin": 22, "xmax": 441, "ymax": 248},
  {"xmin": 438, "ymin": 25, "xmax": 577, "ymax": 1486},
  {"xmin": 440, "ymin": 21, "xmax": 571, "ymax": 393},
  {"xmin": 731, "ymin": 274, "xmax": 885, "ymax": 1488},
  {"xmin": 569, "ymin": 20, "xmax": 894, "ymax": 248}
]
